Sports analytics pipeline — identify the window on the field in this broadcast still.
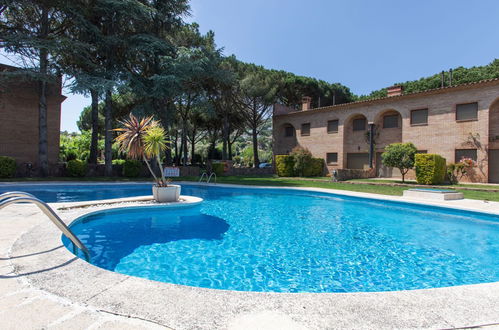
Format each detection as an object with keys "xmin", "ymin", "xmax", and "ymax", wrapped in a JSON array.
[
  {"xmin": 383, "ymin": 115, "xmax": 399, "ymax": 128},
  {"xmin": 456, "ymin": 102, "xmax": 478, "ymax": 121},
  {"xmin": 455, "ymin": 149, "xmax": 477, "ymax": 162},
  {"xmin": 327, "ymin": 120, "xmax": 339, "ymax": 133},
  {"xmin": 352, "ymin": 118, "xmax": 366, "ymax": 131},
  {"xmin": 326, "ymin": 153, "xmax": 338, "ymax": 165},
  {"xmin": 284, "ymin": 125, "xmax": 294, "ymax": 137},
  {"xmin": 411, "ymin": 109, "xmax": 428, "ymax": 125},
  {"xmin": 301, "ymin": 123, "xmax": 311, "ymax": 136}
]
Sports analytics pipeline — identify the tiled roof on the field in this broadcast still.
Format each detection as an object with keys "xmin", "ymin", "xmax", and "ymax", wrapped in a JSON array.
[{"xmin": 275, "ymin": 77, "xmax": 499, "ymax": 116}]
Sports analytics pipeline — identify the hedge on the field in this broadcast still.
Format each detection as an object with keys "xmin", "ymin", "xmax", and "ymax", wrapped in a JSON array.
[
  {"xmin": 415, "ymin": 154, "xmax": 447, "ymax": 184},
  {"xmin": 275, "ymin": 155, "xmax": 295, "ymax": 177},
  {"xmin": 275, "ymin": 155, "xmax": 323, "ymax": 177},
  {"xmin": 303, "ymin": 158, "xmax": 324, "ymax": 177},
  {"xmin": 0, "ymin": 156, "xmax": 16, "ymax": 178},
  {"xmin": 211, "ymin": 162, "xmax": 225, "ymax": 176},
  {"xmin": 67, "ymin": 160, "xmax": 87, "ymax": 177},
  {"xmin": 123, "ymin": 159, "xmax": 142, "ymax": 177}
]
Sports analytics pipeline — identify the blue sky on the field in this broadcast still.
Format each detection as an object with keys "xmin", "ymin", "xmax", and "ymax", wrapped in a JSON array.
[{"xmin": 3, "ymin": 0, "xmax": 499, "ymax": 132}]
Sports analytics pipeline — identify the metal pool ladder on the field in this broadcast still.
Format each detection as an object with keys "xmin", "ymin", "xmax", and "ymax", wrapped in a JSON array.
[
  {"xmin": 199, "ymin": 172, "xmax": 217, "ymax": 184},
  {"xmin": 0, "ymin": 192, "xmax": 90, "ymax": 261}
]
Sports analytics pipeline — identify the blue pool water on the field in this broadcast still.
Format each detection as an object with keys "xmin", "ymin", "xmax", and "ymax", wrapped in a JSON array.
[
  {"xmin": 55, "ymin": 184, "xmax": 499, "ymax": 293},
  {"xmin": 0, "ymin": 183, "xmax": 154, "ymax": 203}
]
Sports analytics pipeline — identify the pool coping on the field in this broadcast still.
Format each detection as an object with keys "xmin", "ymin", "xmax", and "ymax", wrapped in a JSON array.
[{"xmin": 3, "ymin": 182, "xmax": 499, "ymax": 329}]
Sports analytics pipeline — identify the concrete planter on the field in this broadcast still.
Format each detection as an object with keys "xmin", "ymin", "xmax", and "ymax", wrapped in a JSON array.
[{"xmin": 152, "ymin": 184, "xmax": 181, "ymax": 203}]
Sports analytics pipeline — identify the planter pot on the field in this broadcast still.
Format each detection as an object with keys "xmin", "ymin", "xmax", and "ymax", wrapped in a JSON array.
[{"xmin": 152, "ymin": 184, "xmax": 181, "ymax": 203}]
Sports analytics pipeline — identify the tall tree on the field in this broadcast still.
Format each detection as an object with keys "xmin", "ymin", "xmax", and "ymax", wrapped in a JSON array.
[
  {"xmin": 1, "ymin": 0, "xmax": 70, "ymax": 175},
  {"xmin": 239, "ymin": 68, "xmax": 278, "ymax": 167}
]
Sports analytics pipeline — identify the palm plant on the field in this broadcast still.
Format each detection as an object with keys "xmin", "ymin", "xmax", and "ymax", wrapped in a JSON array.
[
  {"xmin": 143, "ymin": 125, "xmax": 169, "ymax": 187},
  {"xmin": 114, "ymin": 114, "xmax": 169, "ymax": 186}
]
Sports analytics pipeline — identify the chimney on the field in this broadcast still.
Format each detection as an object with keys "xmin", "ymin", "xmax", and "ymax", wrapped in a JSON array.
[
  {"xmin": 301, "ymin": 96, "xmax": 312, "ymax": 110},
  {"xmin": 387, "ymin": 85, "xmax": 403, "ymax": 97}
]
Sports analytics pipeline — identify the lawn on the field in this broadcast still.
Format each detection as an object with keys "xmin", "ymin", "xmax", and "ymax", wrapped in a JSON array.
[{"xmin": 3, "ymin": 175, "xmax": 498, "ymax": 201}]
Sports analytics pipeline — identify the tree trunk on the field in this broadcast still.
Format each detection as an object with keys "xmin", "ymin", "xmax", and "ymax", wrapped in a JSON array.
[
  {"xmin": 37, "ymin": 6, "xmax": 49, "ymax": 176},
  {"xmin": 89, "ymin": 89, "xmax": 99, "ymax": 165},
  {"xmin": 190, "ymin": 127, "xmax": 196, "ymax": 164},
  {"xmin": 104, "ymin": 89, "xmax": 113, "ymax": 176},
  {"xmin": 251, "ymin": 102, "xmax": 260, "ymax": 168},
  {"xmin": 252, "ymin": 126, "xmax": 259, "ymax": 168},
  {"xmin": 222, "ymin": 113, "xmax": 228, "ymax": 160},
  {"xmin": 182, "ymin": 120, "xmax": 188, "ymax": 166}
]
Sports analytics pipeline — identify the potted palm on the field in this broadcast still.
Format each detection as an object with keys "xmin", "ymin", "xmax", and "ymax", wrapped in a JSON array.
[{"xmin": 114, "ymin": 114, "xmax": 181, "ymax": 202}]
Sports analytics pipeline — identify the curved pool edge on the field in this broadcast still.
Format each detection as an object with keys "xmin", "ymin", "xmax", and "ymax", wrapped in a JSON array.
[{"xmin": 5, "ymin": 194, "xmax": 499, "ymax": 329}]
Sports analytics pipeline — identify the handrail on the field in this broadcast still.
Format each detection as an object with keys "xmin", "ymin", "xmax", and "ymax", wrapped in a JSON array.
[
  {"xmin": 199, "ymin": 172, "xmax": 207, "ymax": 183},
  {"xmin": 207, "ymin": 172, "xmax": 217, "ymax": 184},
  {"xmin": 0, "ymin": 192, "xmax": 90, "ymax": 261}
]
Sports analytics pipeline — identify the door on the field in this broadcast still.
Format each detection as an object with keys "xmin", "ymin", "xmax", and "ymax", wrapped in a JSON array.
[
  {"xmin": 347, "ymin": 153, "xmax": 369, "ymax": 169},
  {"xmin": 489, "ymin": 150, "xmax": 499, "ymax": 183},
  {"xmin": 376, "ymin": 152, "xmax": 402, "ymax": 178}
]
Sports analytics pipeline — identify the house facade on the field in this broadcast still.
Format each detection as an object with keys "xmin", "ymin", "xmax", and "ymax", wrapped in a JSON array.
[
  {"xmin": 0, "ymin": 64, "xmax": 66, "ymax": 173},
  {"xmin": 273, "ymin": 79, "xmax": 499, "ymax": 182}
]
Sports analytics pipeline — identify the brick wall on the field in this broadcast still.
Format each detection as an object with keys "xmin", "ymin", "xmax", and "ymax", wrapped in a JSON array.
[
  {"xmin": 273, "ymin": 81, "xmax": 499, "ymax": 182},
  {"xmin": 0, "ymin": 67, "xmax": 64, "ymax": 169}
]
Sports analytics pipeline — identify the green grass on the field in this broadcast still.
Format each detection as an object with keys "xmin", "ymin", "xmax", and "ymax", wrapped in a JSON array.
[{"xmin": 2, "ymin": 175, "xmax": 499, "ymax": 201}]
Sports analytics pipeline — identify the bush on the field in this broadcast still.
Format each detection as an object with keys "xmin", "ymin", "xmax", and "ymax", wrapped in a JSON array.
[
  {"xmin": 112, "ymin": 159, "xmax": 126, "ymax": 165},
  {"xmin": 0, "ymin": 156, "xmax": 16, "ymax": 178},
  {"xmin": 303, "ymin": 158, "xmax": 324, "ymax": 177},
  {"xmin": 275, "ymin": 155, "xmax": 295, "ymax": 177},
  {"xmin": 447, "ymin": 163, "xmax": 466, "ymax": 184},
  {"xmin": 123, "ymin": 159, "xmax": 142, "ymax": 177},
  {"xmin": 415, "ymin": 154, "xmax": 447, "ymax": 184},
  {"xmin": 290, "ymin": 146, "xmax": 312, "ymax": 177},
  {"xmin": 211, "ymin": 162, "xmax": 225, "ymax": 176},
  {"xmin": 67, "ymin": 160, "xmax": 87, "ymax": 177}
]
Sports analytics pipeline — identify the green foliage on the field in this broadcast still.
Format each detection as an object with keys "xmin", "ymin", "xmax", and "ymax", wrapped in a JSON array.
[
  {"xmin": 303, "ymin": 158, "xmax": 324, "ymax": 177},
  {"xmin": 112, "ymin": 159, "xmax": 126, "ymax": 165},
  {"xmin": 290, "ymin": 146, "xmax": 313, "ymax": 177},
  {"xmin": 275, "ymin": 155, "xmax": 295, "ymax": 177},
  {"xmin": 67, "ymin": 160, "xmax": 87, "ymax": 177},
  {"xmin": 211, "ymin": 162, "xmax": 225, "ymax": 176},
  {"xmin": 0, "ymin": 156, "xmax": 17, "ymax": 178},
  {"xmin": 447, "ymin": 163, "xmax": 466, "ymax": 184},
  {"xmin": 415, "ymin": 154, "xmax": 447, "ymax": 185},
  {"xmin": 357, "ymin": 59, "xmax": 499, "ymax": 101},
  {"xmin": 59, "ymin": 131, "xmax": 96, "ymax": 162},
  {"xmin": 381, "ymin": 143, "xmax": 417, "ymax": 182},
  {"xmin": 122, "ymin": 160, "xmax": 142, "ymax": 178},
  {"xmin": 275, "ymin": 150, "xmax": 323, "ymax": 177}
]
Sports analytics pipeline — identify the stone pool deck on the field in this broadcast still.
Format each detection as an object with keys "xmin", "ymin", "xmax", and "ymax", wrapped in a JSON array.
[{"xmin": 0, "ymin": 183, "xmax": 499, "ymax": 329}]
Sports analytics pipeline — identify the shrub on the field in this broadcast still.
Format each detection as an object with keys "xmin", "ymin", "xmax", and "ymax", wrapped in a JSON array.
[
  {"xmin": 275, "ymin": 155, "xmax": 295, "ymax": 177},
  {"xmin": 447, "ymin": 163, "xmax": 466, "ymax": 184},
  {"xmin": 67, "ymin": 160, "xmax": 87, "ymax": 177},
  {"xmin": 0, "ymin": 156, "xmax": 16, "ymax": 178},
  {"xmin": 211, "ymin": 162, "xmax": 225, "ymax": 176},
  {"xmin": 290, "ymin": 146, "xmax": 312, "ymax": 177},
  {"xmin": 381, "ymin": 142, "xmax": 417, "ymax": 182},
  {"xmin": 123, "ymin": 159, "xmax": 142, "ymax": 177},
  {"xmin": 415, "ymin": 154, "xmax": 446, "ymax": 184},
  {"xmin": 112, "ymin": 159, "xmax": 126, "ymax": 165},
  {"xmin": 303, "ymin": 158, "xmax": 324, "ymax": 177}
]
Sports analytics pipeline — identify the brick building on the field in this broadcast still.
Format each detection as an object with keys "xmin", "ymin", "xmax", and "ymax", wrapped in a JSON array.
[
  {"xmin": 273, "ymin": 79, "xmax": 499, "ymax": 182},
  {"xmin": 0, "ymin": 64, "xmax": 66, "ymax": 173}
]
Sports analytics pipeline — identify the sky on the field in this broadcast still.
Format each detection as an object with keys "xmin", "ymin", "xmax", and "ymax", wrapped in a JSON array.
[{"xmin": 2, "ymin": 0, "xmax": 499, "ymax": 132}]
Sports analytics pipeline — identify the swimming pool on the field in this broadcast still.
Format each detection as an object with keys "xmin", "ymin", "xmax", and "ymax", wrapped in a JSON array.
[
  {"xmin": 59, "ymin": 184, "xmax": 499, "ymax": 293},
  {"xmin": 0, "ymin": 183, "xmax": 155, "ymax": 203}
]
